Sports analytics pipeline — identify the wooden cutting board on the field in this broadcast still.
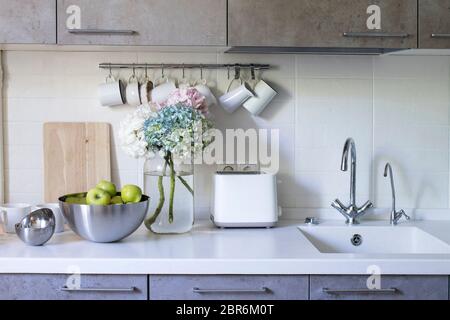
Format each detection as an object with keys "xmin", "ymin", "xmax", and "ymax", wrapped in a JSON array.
[{"xmin": 43, "ymin": 122, "xmax": 111, "ymax": 202}]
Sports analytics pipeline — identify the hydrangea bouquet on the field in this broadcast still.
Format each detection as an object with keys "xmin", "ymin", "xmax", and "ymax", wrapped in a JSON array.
[{"xmin": 119, "ymin": 87, "xmax": 214, "ymax": 230}]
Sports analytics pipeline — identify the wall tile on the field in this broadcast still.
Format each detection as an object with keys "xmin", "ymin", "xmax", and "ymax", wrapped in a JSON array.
[
  {"xmin": 297, "ymin": 55, "xmax": 373, "ymax": 79},
  {"xmin": 6, "ymin": 169, "xmax": 42, "ymax": 194},
  {"xmin": 4, "ymin": 122, "xmax": 42, "ymax": 146},
  {"xmin": 3, "ymin": 51, "xmax": 450, "ymax": 216},
  {"xmin": 374, "ymin": 55, "xmax": 450, "ymax": 79}
]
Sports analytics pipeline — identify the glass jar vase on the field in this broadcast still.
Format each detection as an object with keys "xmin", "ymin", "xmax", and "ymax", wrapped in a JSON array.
[{"xmin": 143, "ymin": 153, "xmax": 194, "ymax": 234}]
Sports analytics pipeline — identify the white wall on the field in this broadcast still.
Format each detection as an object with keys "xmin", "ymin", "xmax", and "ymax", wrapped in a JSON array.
[{"xmin": 2, "ymin": 51, "xmax": 450, "ymax": 218}]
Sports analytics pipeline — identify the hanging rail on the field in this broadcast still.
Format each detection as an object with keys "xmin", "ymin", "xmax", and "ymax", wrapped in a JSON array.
[{"xmin": 99, "ymin": 63, "xmax": 271, "ymax": 70}]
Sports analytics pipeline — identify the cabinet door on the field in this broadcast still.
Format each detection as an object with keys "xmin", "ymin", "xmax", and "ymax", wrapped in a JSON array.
[
  {"xmin": 150, "ymin": 275, "xmax": 309, "ymax": 300},
  {"xmin": 0, "ymin": 274, "xmax": 147, "ymax": 300},
  {"xmin": 419, "ymin": 0, "xmax": 450, "ymax": 48},
  {"xmin": 57, "ymin": 0, "xmax": 226, "ymax": 46},
  {"xmin": 0, "ymin": 0, "xmax": 56, "ymax": 44},
  {"xmin": 229, "ymin": 0, "xmax": 417, "ymax": 49},
  {"xmin": 310, "ymin": 275, "xmax": 448, "ymax": 300}
]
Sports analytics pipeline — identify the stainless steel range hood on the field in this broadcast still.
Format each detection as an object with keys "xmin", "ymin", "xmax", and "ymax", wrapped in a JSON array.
[{"xmin": 226, "ymin": 46, "xmax": 407, "ymax": 55}]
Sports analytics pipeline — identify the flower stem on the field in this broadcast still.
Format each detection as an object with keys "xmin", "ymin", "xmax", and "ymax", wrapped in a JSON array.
[
  {"xmin": 177, "ymin": 176, "xmax": 194, "ymax": 196},
  {"xmin": 168, "ymin": 154, "xmax": 176, "ymax": 224},
  {"xmin": 144, "ymin": 156, "xmax": 168, "ymax": 230}
]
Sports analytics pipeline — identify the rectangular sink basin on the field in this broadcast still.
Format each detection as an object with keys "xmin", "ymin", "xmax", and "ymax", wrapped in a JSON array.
[{"xmin": 298, "ymin": 226, "xmax": 450, "ymax": 254}]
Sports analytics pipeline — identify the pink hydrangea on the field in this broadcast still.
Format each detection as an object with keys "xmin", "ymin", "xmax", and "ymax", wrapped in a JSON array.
[{"xmin": 163, "ymin": 87, "xmax": 208, "ymax": 115}]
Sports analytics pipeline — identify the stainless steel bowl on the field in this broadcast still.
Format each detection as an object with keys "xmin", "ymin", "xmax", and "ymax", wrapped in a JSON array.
[
  {"xmin": 15, "ymin": 209, "xmax": 56, "ymax": 246},
  {"xmin": 58, "ymin": 193, "xmax": 149, "ymax": 243}
]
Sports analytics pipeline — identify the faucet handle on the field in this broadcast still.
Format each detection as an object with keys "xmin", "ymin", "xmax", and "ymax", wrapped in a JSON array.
[
  {"xmin": 357, "ymin": 200, "xmax": 373, "ymax": 214},
  {"xmin": 399, "ymin": 209, "xmax": 410, "ymax": 221},
  {"xmin": 331, "ymin": 199, "xmax": 347, "ymax": 211}
]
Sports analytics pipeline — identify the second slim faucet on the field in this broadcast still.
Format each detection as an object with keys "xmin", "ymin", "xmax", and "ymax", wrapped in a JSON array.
[
  {"xmin": 384, "ymin": 163, "xmax": 410, "ymax": 225},
  {"xmin": 331, "ymin": 138, "xmax": 373, "ymax": 225}
]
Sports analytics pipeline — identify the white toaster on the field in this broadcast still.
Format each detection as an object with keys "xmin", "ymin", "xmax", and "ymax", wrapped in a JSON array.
[{"xmin": 211, "ymin": 171, "xmax": 281, "ymax": 228}]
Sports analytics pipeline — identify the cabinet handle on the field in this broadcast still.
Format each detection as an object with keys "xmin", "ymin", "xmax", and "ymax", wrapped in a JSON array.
[
  {"xmin": 60, "ymin": 286, "xmax": 136, "ymax": 292},
  {"xmin": 193, "ymin": 287, "xmax": 269, "ymax": 294},
  {"xmin": 343, "ymin": 32, "xmax": 409, "ymax": 38},
  {"xmin": 67, "ymin": 29, "xmax": 137, "ymax": 35},
  {"xmin": 431, "ymin": 34, "xmax": 450, "ymax": 38},
  {"xmin": 323, "ymin": 288, "xmax": 398, "ymax": 294}
]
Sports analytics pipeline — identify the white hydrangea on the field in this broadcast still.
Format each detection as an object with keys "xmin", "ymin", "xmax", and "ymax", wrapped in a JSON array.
[{"xmin": 118, "ymin": 104, "xmax": 156, "ymax": 159}]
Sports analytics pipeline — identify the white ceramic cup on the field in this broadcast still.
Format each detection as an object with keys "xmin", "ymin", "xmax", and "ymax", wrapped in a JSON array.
[
  {"xmin": 98, "ymin": 76, "xmax": 126, "ymax": 107},
  {"xmin": 243, "ymin": 80, "xmax": 277, "ymax": 116},
  {"xmin": 126, "ymin": 75, "xmax": 141, "ymax": 107},
  {"xmin": 0, "ymin": 203, "xmax": 31, "ymax": 234},
  {"xmin": 139, "ymin": 79, "xmax": 154, "ymax": 104},
  {"xmin": 219, "ymin": 79, "xmax": 254, "ymax": 113},
  {"xmin": 34, "ymin": 203, "xmax": 65, "ymax": 233},
  {"xmin": 151, "ymin": 80, "xmax": 177, "ymax": 104},
  {"xmin": 195, "ymin": 83, "xmax": 218, "ymax": 108}
]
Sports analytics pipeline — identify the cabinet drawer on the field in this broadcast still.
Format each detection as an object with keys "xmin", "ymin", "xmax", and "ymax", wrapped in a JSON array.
[
  {"xmin": 57, "ymin": 0, "xmax": 226, "ymax": 46},
  {"xmin": 311, "ymin": 275, "xmax": 448, "ymax": 300},
  {"xmin": 419, "ymin": 0, "xmax": 450, "ymax": 48},
  {"xmin": 0, "ymin": 0, "xmax": 56, "ymax": 44},
  {"xmin": 0, "ymin": 274, "xmax": 147, "ymax": 300},
  {"xmin": 150, "ymin": 275, "xmax": 308, "ymax": 300},
  {"xmin": 229, "ymin": 0, "xmax": 417, "ymax": 49}
]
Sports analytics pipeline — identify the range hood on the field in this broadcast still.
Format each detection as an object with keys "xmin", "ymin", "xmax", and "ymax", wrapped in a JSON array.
[{"xmin": 226, "ymin": 46, "xmax": 407, "ymax": 55}]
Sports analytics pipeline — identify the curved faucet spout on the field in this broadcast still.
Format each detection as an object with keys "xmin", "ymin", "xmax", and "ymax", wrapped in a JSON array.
[
  {"xmin": 341, "ymin": 138, "xmax": 356, "ymax": 172},
  {"xmin": 384, "ymin": 163, "xmax": 396, "ymax": 212},
  {"xmin": 341, "ymin": 138, "xmax": 357, "ymax": 206},
  {"xmin": 384, "ymin": 162, "xmax": 409, "ymax": 225}
]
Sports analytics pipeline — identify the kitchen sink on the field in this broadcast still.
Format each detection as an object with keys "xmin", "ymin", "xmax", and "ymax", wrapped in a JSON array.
[{"xmin": 298, "ymin": 226, "xmax": 450, "ymax": 254}]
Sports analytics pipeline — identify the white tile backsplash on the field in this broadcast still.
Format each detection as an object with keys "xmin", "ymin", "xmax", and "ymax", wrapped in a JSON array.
[{"xmin": 2, "ymin": 51, "xmax": 450, "ymax": 218}]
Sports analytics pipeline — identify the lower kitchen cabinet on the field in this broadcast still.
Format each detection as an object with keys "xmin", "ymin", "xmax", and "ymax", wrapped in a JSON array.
[
  {"xmin": 310, "ymin": 275, "xmax": 449, "ymax": 300},
  {"xmin": 149, "ymin": 275, "xmax": 309, "ymax": 300},
  {"xmin": 0, "ymin": 274, "xmax": 147, "ymax": 300},
  {"xmin": 1, "ymin": 274, "xmax": 449, "ymax": 300}
]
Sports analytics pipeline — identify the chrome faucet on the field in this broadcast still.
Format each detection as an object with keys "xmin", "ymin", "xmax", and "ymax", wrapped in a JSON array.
[
  {"xmin": 384, "ymin": 163, "xmax": 410, "ymax": 225},
  {"xmin": 331, "ymin": 138, "xmax": 373, "ymax": 224}
]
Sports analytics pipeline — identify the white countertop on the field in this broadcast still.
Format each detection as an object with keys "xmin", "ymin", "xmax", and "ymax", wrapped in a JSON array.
[{"xmin": 1, "ymin": 220, "xmax": 450, "ymax": 275}]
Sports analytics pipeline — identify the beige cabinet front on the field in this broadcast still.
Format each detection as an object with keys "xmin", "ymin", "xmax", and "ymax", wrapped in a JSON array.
[
  {"xmin": 419, "ymin": 0, "xmax": 450, "ymax": 48},
  {"xmin": 228, "ymin": 0, "xmax": 417, "ymax": 49},
  {"xmin": 0, "ymin": 0, "xmax": 56, "ymax": 44},
  {"xmin": 57, "ymin": 0, "xmax": 227, "ymax": 46}
]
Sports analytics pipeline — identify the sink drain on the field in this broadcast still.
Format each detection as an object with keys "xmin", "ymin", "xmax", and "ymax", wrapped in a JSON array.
[{"xmin": 351, "ymin": 234, "xmax": 363, "ymax": 246}]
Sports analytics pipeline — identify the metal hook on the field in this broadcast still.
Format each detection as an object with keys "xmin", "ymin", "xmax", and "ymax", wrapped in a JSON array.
[
  {"xmin": 227, "ymin": 66, "xmax": 230, "ymax": 80},
  {"xmin": 161, "ymin": 64, "xmax": 165, "ymax": 78},
  {"xmin": 144, "ymin": 64, "xmax": 148, "ymax": 79},
  {"xmin": 250, "ymin": 64, "xmax": 256, "ymax": 81},
  {"xmin": 234, "ymin": 65, "xmax": 240, "ymax": 80},
  {"xmin": 182, "ymin": 63, "xmax": 185, "ymax": 79},
  {"xmin": 106, "ymin": 63, "xmax": 114, "ymax": 82},
  {"xmin": 200, "ymin": 64, "xmax": 204, "ymax": 80}
]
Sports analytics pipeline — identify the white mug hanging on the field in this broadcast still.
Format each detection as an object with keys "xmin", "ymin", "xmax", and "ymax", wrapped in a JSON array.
[
  {"xmin": 151, "ymin": 65, "xmax": 176, "ymax": 104},
  {"xmin": 126, "ymin": 66, "xmax": 141, "ymax": 107},
  {"xmin": 218, "ymin": 67, "xmax": 254, "ymax": 113},
  {"xmin": 194, "ymin": 65, "xmax": 217, "ymax": 108},
  {"xmin": 97, "ymin": 65, "xmax": 126, "ymax": 107},
  {"xmin": 243, "ymin": 67, "xmax": 277, "ymax": 116}
]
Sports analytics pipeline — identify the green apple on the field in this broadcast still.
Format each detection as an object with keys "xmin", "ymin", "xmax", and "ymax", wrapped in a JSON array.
[
  {"xmin": 96, "ymin": 180, "xmax": 117, "ymax": 197},
  {"xmin": 121, "ymin": 184, "xmax": 142, "ymax": 203},
  {"xmin": 86, "ymin": 188, "xmax": 111, "ymax": 205},
  {"xmin": 66, "ymin": 197, "xmax": 80, "ymax": 204},
  {"xmin": 66, "ymin": 196, "xmax": 87, "ymax": 204},
  {"xmin": 111, "ymin": 195, "xmax": 124, "ymax": 205}
]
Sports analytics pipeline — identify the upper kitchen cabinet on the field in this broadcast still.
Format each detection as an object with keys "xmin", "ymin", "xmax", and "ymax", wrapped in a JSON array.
[
  {"xmin": 57, "ymin": 0, "xmax": 227, "ymax": 46},
  {"xmin": 419, "ymin": 0, "xmax": 450, "ymax": 48},
  {"xmin": 228, "ymin": 0, "xmax": 418, "ymax": 50},
  {"xmin": 0, "ymin": 0, "xmax": 56, "ymax": 44}
]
